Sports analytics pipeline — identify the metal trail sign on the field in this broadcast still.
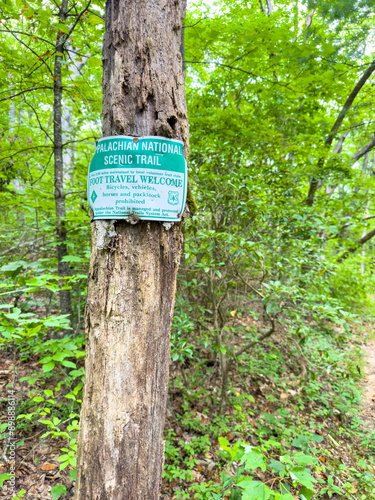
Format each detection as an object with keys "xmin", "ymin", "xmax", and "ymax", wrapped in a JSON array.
[{"xmin": 87, "ymin": 136, "xmax": 187, "ymax": 221}]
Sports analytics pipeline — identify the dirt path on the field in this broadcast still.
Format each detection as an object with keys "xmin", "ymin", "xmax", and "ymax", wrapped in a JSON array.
[{"xmin": 362, "ymin": 339, "xmax": 375, "ymax": 427}]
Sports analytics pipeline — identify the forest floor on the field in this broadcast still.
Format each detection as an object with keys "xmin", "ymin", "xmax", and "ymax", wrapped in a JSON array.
[
  {"xmin": 0, "ymin": 320, "xmax": 375, "ymax": 499},
  {"xmin": 361, "ymin": 339, "xmax": 375, "ymax": 429}
]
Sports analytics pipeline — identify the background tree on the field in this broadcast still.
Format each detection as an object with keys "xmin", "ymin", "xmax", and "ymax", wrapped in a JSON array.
[{"xmin": 0, "ymin": 0, "xmax": 103, "ymax": 329}]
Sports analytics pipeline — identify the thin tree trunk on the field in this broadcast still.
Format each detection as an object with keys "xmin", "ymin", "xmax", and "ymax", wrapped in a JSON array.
[
  {"xmin": 361, "ymin": 200, "xmax": 369, "ymax": 275},
  {"xmin": 54, "ymin": 0, "xmax": 72, "ymax": 324},
  {"xmin": 306, "ymin": 60, "xmax": 375, "ymax": 206},
  {"xmin": 62, "ymin": 44, "xmax": 89, "ymax": 183},
  {"xmin": 265, "ymin": 0, "xmax": 273, "ymax": 16},
  {"xmin": 219, "ymin": 357, "xmax": 230, "ymax": 415},
  {"xmin": 9, "ymin": 86, "xmax": 21, "ymax": 192},
  {"xmin": 258, "ymin": 0, "xmax": 266, "ymax": 14},
  {"xmin": 76, "ymin": 1, "xmax": 189, "ymax": 499}
]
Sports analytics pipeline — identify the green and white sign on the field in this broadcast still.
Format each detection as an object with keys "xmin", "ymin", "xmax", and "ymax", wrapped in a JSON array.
[{"xmin": 87, "ymin": 136, "xmax": 187, "ymax": 221}]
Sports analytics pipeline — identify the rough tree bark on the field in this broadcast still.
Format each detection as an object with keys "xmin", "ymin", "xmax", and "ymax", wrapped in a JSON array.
[
  {"xmin": 76, "ymin": 0, "xmax": 188, "ymax": 499},
  {"xmin": 54, "ymin": 0, "xmax": 72, "ymax": 323}
]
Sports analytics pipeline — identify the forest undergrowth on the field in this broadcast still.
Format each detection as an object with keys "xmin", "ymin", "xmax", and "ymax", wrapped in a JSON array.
[{"xmin": 0, "ymin": 300, "xmax": 374, "ymax": 500}]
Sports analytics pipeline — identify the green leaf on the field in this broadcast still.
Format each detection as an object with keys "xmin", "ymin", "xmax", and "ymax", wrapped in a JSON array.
[
  {"xmin": 238, "ymin": 478, "xmax": 271, "ymax": 500},
  {"xmin": 42, "ymin": 361, "xmax": 55, "ymax": 373},
  {"xmin": 51, "ymin": 484, "xmax": 67, "ymax": 500},
  {"xmin": 279, "ymin": 483, "xmax": 291, "ymax": 494},
  {"xmin": 242, "ymin": 446, "xmax": 266, "ymax": 471},
  {"xmin": 61, "ymin": 255, "xmax": 86, "ymax": 262},
  {"xmin": 289, "ymin": 467, "xmax": 316, "ymax": 490},
  {"xmin": 299, "ymin": 487, "xmax": 315, "ymax": 500},
  {"xmin": 269, "ymin": 460, "xmax": 285, "ymax": 473},
  {"xmin": 310, "ymin": 435, "xmax": 324, "ymax": 443},
  {"xmin": 1, "ymin": 261, "xmax": 27, "ymax": 278},
  {"xmin": 218, "ymin": 437, "xmax": 236, "ymax": 459},
  {"xmin": 56, "ymin": 23, "xmax": 69, "ymax": 34},
  {"xmin": 293, "ymin": 452, "xmax": 319, "ymax": 466},
  {"xmin": 61, "ymin": 360, "xmax": 76, "ymax": 368},
  {"xmin": 39, "ymin": 420, "xmax": 53, "ymax": 426},
  {"xmin": 53, "ymin": 352, "xmax": 67, "ymax": 362},
  {"xmin": 63, "ymin": 342, "xmax": 79, "ymax": 351},
  {"xmin": 88, "ymin": 14, "xmax": 103, "ymax": 25},
  {"xmin": 291, "ymin": 435, "xmax": 309, "ymax": 449},
  {"xmin": 13, "ymin": 488, "xmax": 25, "ymax": 498},
  {"xmin": 0, "ymin": 473, "xmax": 12, "ymax": 487}
]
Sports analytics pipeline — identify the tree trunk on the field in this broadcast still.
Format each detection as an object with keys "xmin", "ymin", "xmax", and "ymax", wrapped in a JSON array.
[
  {"xmin": 265, "ymin": 0, "xmax": 273, "ymax": 16},
  {"xmin": 54, "ymin": 0, "xmax": 72, "ymax": 325},
  {"xmin": 62, "ymin": 44, "xmax": 89, "ymax": 184},
  {"xmin": 76, "ymin": 1, "xmax": 188, "ymax": 499}
]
